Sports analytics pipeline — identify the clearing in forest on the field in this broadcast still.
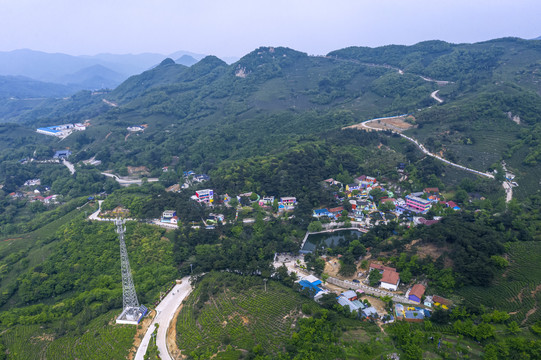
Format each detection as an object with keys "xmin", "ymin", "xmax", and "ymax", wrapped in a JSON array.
[{"xmin": 344, "ymin": 115, "xmax": 416, "ymax": 133}]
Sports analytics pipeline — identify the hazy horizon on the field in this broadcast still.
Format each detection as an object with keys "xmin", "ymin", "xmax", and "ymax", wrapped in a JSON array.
[{"xmin": 1, "ymin": 0, "xmax": 540, "ymax": 58}]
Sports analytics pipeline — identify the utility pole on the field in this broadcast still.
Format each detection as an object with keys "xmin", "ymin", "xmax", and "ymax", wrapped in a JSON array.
[
  {"xmin": 263, "ymin": 278, "xmax": 267, "ymax": 292},
  {"xmin": 115, "ymin": 218, "xmax": 143, "ymax": 324}
]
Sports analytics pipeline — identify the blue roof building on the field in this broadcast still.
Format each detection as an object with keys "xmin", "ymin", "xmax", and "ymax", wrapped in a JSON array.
[
  {"xmin": 298, "ymin": 280, "xmax": 323, "ymax": 295},
  {"xmin": 313, "ymin": 208, "xmax": 331, "ymax": 218},
  {"xmin": 53, "ymin": 150, "xmax": 72, "ymax": 159}
]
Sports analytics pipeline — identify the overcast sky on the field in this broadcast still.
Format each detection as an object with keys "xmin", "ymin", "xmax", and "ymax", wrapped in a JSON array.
[{"xmin": 1, "ymin": 0, "xmax": 539, "ymax": 57}]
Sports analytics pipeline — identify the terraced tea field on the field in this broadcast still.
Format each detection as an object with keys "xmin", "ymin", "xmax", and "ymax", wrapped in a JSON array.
[
  {"xmin": 457, "ymin": 241, "xmax": 541, "ymax": 326},
  {"xmin": 176, "ymin": 274, "xmax": 319, "ymax": 358},
  {"xmin": 1, "ymin": 311, "xmax": 136, "ymax": 359}
]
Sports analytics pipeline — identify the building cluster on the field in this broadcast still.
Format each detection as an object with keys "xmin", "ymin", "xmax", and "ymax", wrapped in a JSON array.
[
  {"xmin": 8, "ymin": 178, "xmax": 59, "ymax": 205},
  {"xmin": 180, "ymin": 171, "xmax": 210, "ymax": 189},
  {"xmin": 394, "ymin": 304, "xmax": 431, "ymax": 322},
  {"xmin": 37, "ymin": 123, "xmax": 86, "ymax": 137},
  {"xmin": 315, "ymin": 178, "xmax": 462, "ymax": 228},
  {"xmin": 337, "ymin": 290, "xmax": 379, "ymax": 319}
]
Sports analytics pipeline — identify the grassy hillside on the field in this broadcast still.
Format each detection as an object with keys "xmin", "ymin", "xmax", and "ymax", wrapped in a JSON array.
[{"xmin": 0, "ymin": 39, "xmax": 539, "ymax": 194}]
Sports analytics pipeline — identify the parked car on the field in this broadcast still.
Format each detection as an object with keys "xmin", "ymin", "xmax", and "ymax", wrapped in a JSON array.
[{"xmin": 352, "ymin": 279, "xmax": 360, "ymax": 283}]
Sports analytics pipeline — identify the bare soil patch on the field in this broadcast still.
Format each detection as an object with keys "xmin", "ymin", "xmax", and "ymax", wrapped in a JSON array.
[
  {"xmin": 129, "ymin": 309, "xmax": 156, "ymax": 360},
  {"xmin": 344, "ymin": 115, "xmax": 415, "ymax": 133},
  {"xmin": 168, "ymin": 304, "xmax": 186, "ymax": 360}
]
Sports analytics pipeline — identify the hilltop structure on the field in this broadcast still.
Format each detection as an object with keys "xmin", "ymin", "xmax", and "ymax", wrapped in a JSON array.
[{"xmin": 114, "ymin": 219, "xmax": 147, "ymax": 325}]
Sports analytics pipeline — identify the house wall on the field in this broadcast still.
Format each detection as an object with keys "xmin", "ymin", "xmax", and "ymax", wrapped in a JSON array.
[{"xmin": 381, "ymin": 281, "xmax": 399, "ymax": 291}]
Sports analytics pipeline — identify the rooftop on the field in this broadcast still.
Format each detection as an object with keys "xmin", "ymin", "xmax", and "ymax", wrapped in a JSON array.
[
  {"xmin": 381, "ymin": 270, "xmax": 400, "ymax": 285},
  {"xmin": 409, "ymin": 284, "xmax": 426, "ymax": 300}
]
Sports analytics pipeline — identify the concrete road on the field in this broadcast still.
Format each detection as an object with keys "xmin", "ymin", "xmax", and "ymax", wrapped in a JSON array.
[
  {"xmin": 135, "ymin": 277, "xmax": 192, "ymax": 360},
  {"xmin": 430, "ymin": 90, "xmax": 443, "ymax": 103},
  {"xmin": 62, "ymin": 159, "xmax": 76, "ymax": 175},
  {"xmin": 88, "ymin": 200, "xmax": 103, "ymax": 220}
]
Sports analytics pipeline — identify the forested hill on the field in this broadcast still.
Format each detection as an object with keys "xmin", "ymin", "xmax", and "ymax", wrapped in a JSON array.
[{"xmin": 1, "ymin": 38, "xmax": 540, "ymax": 196}]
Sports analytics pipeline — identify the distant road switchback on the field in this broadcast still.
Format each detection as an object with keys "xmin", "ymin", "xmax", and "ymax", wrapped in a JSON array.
[{"xmin": 360, "ymin": 118, "xmax": 494, "ymax": 179}]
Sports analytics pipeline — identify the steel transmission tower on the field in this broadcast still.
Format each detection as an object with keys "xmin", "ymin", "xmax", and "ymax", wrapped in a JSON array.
[{"xmin": 115, "ymin": 219, "xmax": 142, "ymax": 323}]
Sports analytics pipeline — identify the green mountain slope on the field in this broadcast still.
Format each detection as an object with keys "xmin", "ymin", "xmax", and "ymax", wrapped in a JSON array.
[{"xmin": 0, "ymin": 39, "xmax": 540, "ymax": 198}]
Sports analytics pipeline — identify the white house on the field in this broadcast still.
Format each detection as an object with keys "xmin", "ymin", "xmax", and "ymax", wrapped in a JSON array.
[
  {"xmin": 161, "ymin": 210, "xmax": 178, "ymax": 224},
  {"xmin": 380, "ymin": 270, "xmax": 400, "ymax": 291}
]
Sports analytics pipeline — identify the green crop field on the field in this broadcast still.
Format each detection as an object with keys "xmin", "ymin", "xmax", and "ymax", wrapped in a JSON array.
[
  {"xmin": 176, "ymin": 273, "xmax": 319, "ymax": 359},
  {"xmin": 457, "ymin": 241, "xmax": 541, "ymax": 326},
  {"xmin": 0, "ymin": 310, "xmax": 135, "ymax": 360}
]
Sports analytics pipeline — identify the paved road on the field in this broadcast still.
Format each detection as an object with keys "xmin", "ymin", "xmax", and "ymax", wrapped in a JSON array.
[
  {"xmin": 88, "ymin": 200, "xmax": 103, "ymax": 220},
  {"xmin": 503, "ymin": 181, "xmax": 513, "ymax": 203},
  {"xmin": 101, "ymin": 172, "xmax": 160, "ymax": 186},
  {"xmin": 135, "ymin": 277, "xmax": 193, "ymax": 360},
  {"xmin": 62, "ymin": 159, "xmax": 76, "ymax": 175},
  {"xmin": 361, "ymin": 119, "xmax": 494, "ymax": 179},
  {"xmin": 430, "ymin": 90, "xmax": 443, "ymax": 103}
]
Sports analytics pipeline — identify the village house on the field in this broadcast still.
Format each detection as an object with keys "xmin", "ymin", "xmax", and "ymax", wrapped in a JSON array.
[
  {"xmin": 160, "ymin": 210, "xmax": 178, "ymax": 224},
  {"xmin": 328, "ymin": 206, "xmax": 344, "ymax": 218},
  {"xmin": 423, "ymin": 187, "xmax": 440, "ymax": 195},
  {"xmin": 324, "ymin": 178, "xmax": 341, "ymax": 186},
  {"xmin": 53, "ymin": 150, "xmax": 72, "ymax": 159},
  {"xmin": 24, "ymin": 179, "xmax": 41, "ymax": 186},
  {"xmin": 370, "ymin": 263, "xmax": 400, "ymax": 291},
  {"xmin": 404, "ymin": 194, "xmax": 431, "ymax": 213},
  {"xmin": 337, "ymin": 290, "xmax": 365, "ymax": 313},
  {"xmin": 193, "ymin": 174, "xmax": 210, "ymax": 183},
  {"xmin": 395, "ymin": 304, "xmax": 431, "ymax": 323},
  {"xmin": 313, "ymin": 208, "xmax": 331, "ymax": 218},
  {"xmin": 259, "ymin": 196, "xmax": 275, "ymax": 207},
  {"xmin": 297, "ymin": 275, "xmax": 328, "ymax": 300},
  {"xmin": 445, "ymin": 201, "xmax": 461, "ymax": 211},
  {"xmin": 194, "ymin": 189, "xmax": 214, "ymax": 204},
  {"xmin": 408, "ymin": 284, "xmax": 426, "ymax": 303},
  {"xmin": 381, "ymin": 270, "xmax": 400, "ymax": 291},
  {"xmin": 279, "ymin": 197, "xmax": 297, "ymax": 211}
]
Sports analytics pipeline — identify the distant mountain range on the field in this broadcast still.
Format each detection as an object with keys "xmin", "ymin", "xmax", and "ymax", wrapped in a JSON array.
[{"xmin": 0, "ymin": 49, "xmax": 239, "ymax": 97}]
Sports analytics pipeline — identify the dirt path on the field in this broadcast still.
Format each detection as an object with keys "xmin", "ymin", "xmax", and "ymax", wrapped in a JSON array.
[
  {"xmin": 521, "ymin": 284, "xmax": 541, "ymax": 325},
  {"xmin": 167, "ymin": 304, "xmax": 185, "ymax": 359}
]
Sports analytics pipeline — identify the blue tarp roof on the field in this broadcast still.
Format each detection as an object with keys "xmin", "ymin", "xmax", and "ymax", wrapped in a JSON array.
[
  {"xmin": 314, "ymin": 209, "xmax": 330, "ymax": 215},
  {"xmin": 38, "ymin": 127, "xmax": 60, "ymax": 133},
  {"xmin": 405, "ymin": 311, "xmax": 425, "ymax": 319}
]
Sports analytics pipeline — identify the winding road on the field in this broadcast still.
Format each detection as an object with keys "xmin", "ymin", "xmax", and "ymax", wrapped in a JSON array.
[
  {"xmin": 100, "ymin": 172, "xmax": 159, "ymax": 186},
  {"xmin": 62, "ymin": 159, "xmax": 76, "ymax": 175},
  {"xmin": 430, "ymin": 90, "xmax": 444, "ymax": 103},
  {"xmin": 360, "ymin": 118, "xmax": 494, "ymax": 179},
  {"xmin": 135, "ymin": 277, "xmax": 193, "ymax": 360}
]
